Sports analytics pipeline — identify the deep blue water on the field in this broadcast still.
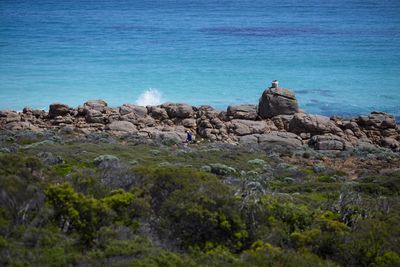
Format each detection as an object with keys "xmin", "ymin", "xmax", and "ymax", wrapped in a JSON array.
[{"xmin": 1, "ymin": 0, "xmax": 400, "ymax": 119}]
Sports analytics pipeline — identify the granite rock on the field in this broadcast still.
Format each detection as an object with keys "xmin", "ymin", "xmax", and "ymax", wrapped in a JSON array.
[
  {"xmin": 49, "ymin": 103, "xmax": 70, "ymax": 118},
  {"xmin": 258, "ymin": 87, "xmax": 299, "ymax": 118},
  {"xmin": 227, "ymin": 104, "xmax": 258, "ymax": 120}
]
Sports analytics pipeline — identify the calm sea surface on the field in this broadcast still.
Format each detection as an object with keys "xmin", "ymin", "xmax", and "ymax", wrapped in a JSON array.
[{"xmin": 1, "ymin": 0, "xmax": 399, "ymax": 119}]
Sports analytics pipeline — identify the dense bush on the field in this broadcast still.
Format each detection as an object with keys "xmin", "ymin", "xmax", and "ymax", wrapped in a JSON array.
[
  {"xmin": 45, "ymin": 183, "xmax": 145, "ymax": 247},
  {"xmin": 159, "ymin": 174, "xmax": 247, "ymax": 250},
  {"xmin": 135, "ymin": 167, "xmax": 247, "ymax": 251},
  {"xmin": 0, "ymin": 141, "xmax": 399, "ymax": 266}
]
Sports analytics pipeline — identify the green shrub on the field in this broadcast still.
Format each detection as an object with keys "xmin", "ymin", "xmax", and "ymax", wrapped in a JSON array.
[
  {"xmin": 317, "ymin": 175, "xmax": 335, "ymax": 183},
  {"xmin": 138, "ymin": 167, "xmax": 247, "ymax": 251},
  {"xmin": 135, "ymin": 167, "xmax": 216, "ymax": 212},
  {"xmin": 373, "ymin": 251, "xmax": 400, "ymax": 267},
  {"xmin": 131, "ymin": 250, "xmax": 187, "ymax": 267},
  {"xmin": 259, "ymin": 196, "xmax": 313, "ymax": 232},
  {"xmin": 45, "ymin": 183, "xmax": 147, "ymax": 247},
  {"xmin": 234, "ymin": 241, "xmax": 338, "ymax": 267}
]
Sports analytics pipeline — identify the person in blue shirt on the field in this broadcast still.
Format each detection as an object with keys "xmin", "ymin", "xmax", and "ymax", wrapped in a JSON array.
[{"xmin": 186, "ymin": 130, "xmax": 193, "ymax": 143}]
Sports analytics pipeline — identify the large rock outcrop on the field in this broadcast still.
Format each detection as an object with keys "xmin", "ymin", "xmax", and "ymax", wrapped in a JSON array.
[
  {"xmin": 258, "ymin": 87, "xmax": 299, "ymax": 118},
  {"xmin": 1, "ymin": 84, "xmax": 399, "ymax": 152}
]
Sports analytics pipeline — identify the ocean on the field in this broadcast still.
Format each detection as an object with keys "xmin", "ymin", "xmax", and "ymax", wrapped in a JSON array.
[{"xmin": 0, "ymin": 0, "xmax": 399, "ymax": 119}]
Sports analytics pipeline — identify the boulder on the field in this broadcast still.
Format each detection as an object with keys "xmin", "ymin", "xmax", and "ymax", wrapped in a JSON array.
[
  {"xmin": 381, "ymin": 128, "xmax": 398, "ymax": 138},
  {"xmin": 59, "ymin": 125, "xmax": 75, "ymax": 134},
  {"xmin": 106, "ymin": 113, "xmax": 120, "ymax": 123},
  {"xmin": 106, "ymin": 121, "xmax": 137, "ymax": 133},
  {"xmin": 182, "ymin": 118, "xmax": 197, "ymax": 128},
  {"xmin": 344, "ymin": 121, "xmax": 366, "ymax": 138},
  {"xmin": 2, "ymin": 111, "xmax": 20, "ymax": 123},
  {"xmin": 52, "ymin": 115, "xmax": 74, "ymax": 125},
  {"xmin": 49, "ymin": 103, "xmax": 70, "ymax": 118},
  {"xmin": 227, "ymin": 104, "xmax": 258, "ymax": 120},
  {"xmin": 309, "ymin": 134, "xmax": 345, "ymax": 151},
  {"xmin": 239, "ymin": 132, "xmax": 303, "ymax": 148},
  {"xmin": 0, "ymin": 110, "xmax": 8, "ymax": 118},
  {"xmin": 231, "ymin": 120, "xmax": 251, "ymax": 136},
  {"xmin": 119, "ymin": 104, "xmax": 154, "ymax": 127},
  {"xmin": 238, "ymin": 134, "xmax": 259, "ymax": 144},
  {"xmin": 83, "ymin": 99, "xmax": 108, "ymax": 113},
  {"xmin": 272, "ymin": 115, "xmax": 294, "ymax": 131},
  {"xmin": 104, "ymin": 106, "xmax": 119, "ymax": 116},
  {"xmin": 258, "ymin": 131, "xmax": 303, "ymax": 148},
  {"xmin": 136, "ymin": 116, "xmax": 156, "ymax": 128},
  {"xmin": 354, "ymin": 112, "xmax": 399, "ymax": 146},
  {"xmin": 230, "ymin": 119, "xmax": 277, "ymax": 136},
  {"xmin": 5, "ymin": 121, "xmax": 41, "ymax": 132},
  {"xmin": 119, "ymin": 112, "xmax": 137, "ymax": 123},
  {"xmin": 355, "ymin": 141, "xmax": 380, "ymax": 152},
  {"xmin": 148, "ymin": 106, "xmax": 169, "ymax": 120},
  {"xmin": 196, "ymin": 105, "xmax": 220, "ymax": 119},
  {"xmin": 198, "ymin": 119, "xmax": 213, "ymax": 129},
  {"xmin": 357, "ymin": 112, "xmax": 396, "ymax": 130},
  {"xmin": 198, "ymin": 127, "xmax": 217, "ymax": 140},
  {"xmin": 152, "ymin": 130, "xmax": 186, "ymax": 144},
  {"xmin": 0, "ymin": 110, "xmax": 17, "ymax": 117},
  {"xmin": 258, "ymin": 87, "xmax": 299, "ymax": 118},
  {"xmin": 381, "ymin": 137, "xmax": 399, "ymax": 151},
  {"xmin": 32, "ymin": 109, "xmax": 46, "ymax": 118},
  {"xmin": 23, "ymin": 107, "xmax": 33, "ymax": 114},
  {"xmin": 119, "ymin": 104, "xmax": 147, "ymax": 117},
  {"xmin": 344, "ymin": 121, "xmax": 359, "ymax": 131},
  {"xmin": 163, "ymin": 103, "xmax": 194, "ymax": 119},
  {"xmin": 85, "ymin": 110, "xmax": 104, "ymax": 123},
  {"xmin": 289, "ymin": 113, "xmax": 342, "ymax": 135},
  {"xmin": 210, "ymin": 118, "xmax": 226, "ymax": 129}
]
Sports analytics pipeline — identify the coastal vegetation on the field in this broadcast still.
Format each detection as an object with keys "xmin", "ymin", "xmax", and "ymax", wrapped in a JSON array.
[{"xmin": 0, "ymin": 130, "xmax": 399, "ymax": 266}]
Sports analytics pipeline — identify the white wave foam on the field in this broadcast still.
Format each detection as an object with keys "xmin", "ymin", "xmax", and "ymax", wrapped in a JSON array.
[{"xmin": 136, "ymin": 89, "xmax": 162, "ymax": 106}]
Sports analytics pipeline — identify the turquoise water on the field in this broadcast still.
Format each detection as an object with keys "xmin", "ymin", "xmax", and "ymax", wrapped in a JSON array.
[{"xmin": 1, "ymin": 0, "xmax": 399, "ymax": 119}]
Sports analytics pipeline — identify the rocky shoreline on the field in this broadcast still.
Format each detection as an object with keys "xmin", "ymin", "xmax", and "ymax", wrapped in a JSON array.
[
  {"xmin": 1, "ymin": 85, "xmax": 400, "ymax": 267},
  {"xmin": 1, "ymin": 85, "xmax": 399, "ymax": 151}
]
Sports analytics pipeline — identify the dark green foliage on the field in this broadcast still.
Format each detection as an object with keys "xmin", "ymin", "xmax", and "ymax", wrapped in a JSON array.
[
  {"xmin": 0, "ymin": 155, "xmax": 45, "ymax": 228},
  {"xmin": 130, "ymin": 250, "xmax": 188, "ymax": 267},
  {"xmin": 355, "ymin": 171, "xmax": 400, "ymax": 196},
  {"xmin": 137, "ymin": 167, "xmax": 247, "ymax": 250},
  {"xmin": 136, "ymin": 167, "xmax": 216, "ymax": 212},
  {"xmin": 0, "ymin": 153, "xmax": 43, "ymax": 179},
  {"xmin": 241, "ymin": 195, "xmax": 314, "ymax": 248},
  {"xmin": 45, "ymin": 184, "xmax": 145, "ymax": 247},
  {"xmin": 159, "ymin": 174, "xmax": 247, "ymax": 250},
  {"xmin": 317, "ymin": 174, "xmax": 336, "ymax": 183},
  {"xmin": 234, "ymin": 241, "xmax": 338, "ymax": 267},
  {"xmin": 260, "ymin": 196, "xmax": 313, "ymax": 232},
  {"xmin": 45, "ymin": 183, "xmax": 112, "ymax": 247},
  {"xmin": 1, "ymin": 138, "xmax": 400, "ymax": 266}
]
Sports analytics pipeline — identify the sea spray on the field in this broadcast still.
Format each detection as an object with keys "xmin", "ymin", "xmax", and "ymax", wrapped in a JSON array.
[{"xmin": 136, "ymin": 89, "xmax": 162, "ymax": 106}]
